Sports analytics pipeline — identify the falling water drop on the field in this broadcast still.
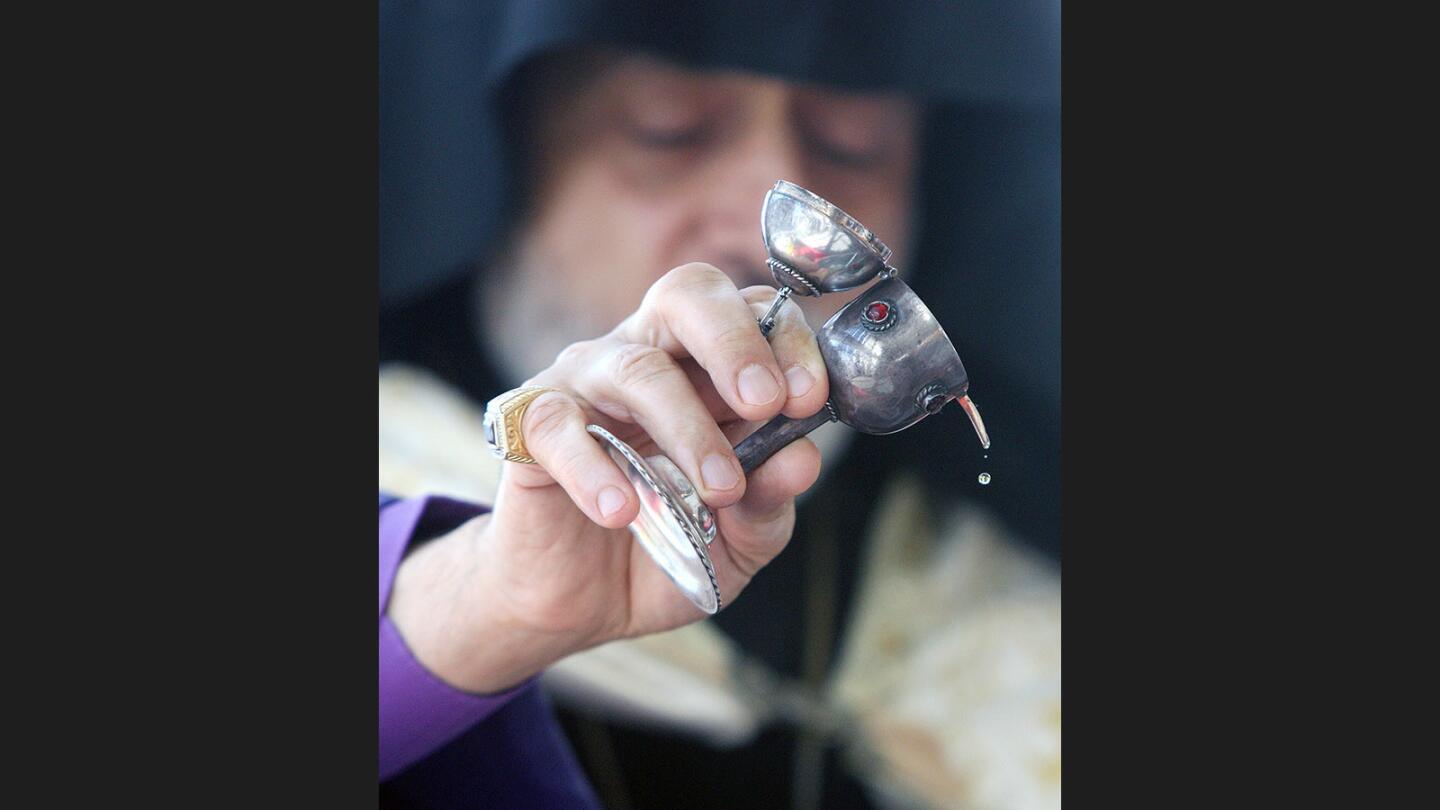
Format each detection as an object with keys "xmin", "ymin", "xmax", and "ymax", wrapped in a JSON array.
[{"xmin": 978, "ymin": 472, "xmax": 991, "ymax": 485}]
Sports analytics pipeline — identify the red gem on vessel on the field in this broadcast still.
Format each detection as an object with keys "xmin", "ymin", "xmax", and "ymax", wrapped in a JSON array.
[{"xmin": 864, "ymin": 301, "xmax": 889, "ymax": 322}]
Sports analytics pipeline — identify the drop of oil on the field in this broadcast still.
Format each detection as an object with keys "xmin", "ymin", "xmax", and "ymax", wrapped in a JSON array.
[{"xmin": 978, "ymin": 472, "xmax": 991, "ymax": 485}]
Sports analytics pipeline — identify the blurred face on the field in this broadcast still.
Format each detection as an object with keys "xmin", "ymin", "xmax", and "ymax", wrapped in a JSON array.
[{"xmin": 483, "ymin": 50, "xmax": 921, "ymax": 383}]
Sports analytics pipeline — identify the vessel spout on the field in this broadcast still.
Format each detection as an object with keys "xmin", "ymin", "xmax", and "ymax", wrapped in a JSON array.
[{"xmin": 956, "ymin": 394, "xmax": 991, "ymax": 450}]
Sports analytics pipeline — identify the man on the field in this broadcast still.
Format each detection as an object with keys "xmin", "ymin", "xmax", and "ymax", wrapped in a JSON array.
[{"xmin": 380, "ymin": 2, "xmax": 1060, "ymax": 807}]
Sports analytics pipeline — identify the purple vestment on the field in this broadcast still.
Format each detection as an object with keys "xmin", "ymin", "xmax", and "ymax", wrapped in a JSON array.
[{"xmin": 379, "ymin": 494, "xmax": 600, "ymax": 807}]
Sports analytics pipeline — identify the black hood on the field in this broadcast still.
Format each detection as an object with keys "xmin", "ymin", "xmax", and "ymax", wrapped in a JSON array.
[
  {"xmin": 379, "ymin": 0, "xmax": 1061, "ymax": 554},
  {"xmin": 380, "ymin": 0, "xmax": 1058, "ymax": 299}
]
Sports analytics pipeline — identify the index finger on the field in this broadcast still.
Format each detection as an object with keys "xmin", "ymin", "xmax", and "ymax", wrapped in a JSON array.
[
  {"xmin": 740, "ymin": 285, "xmax": 830, "ymax": 421},
  {"xmin": 618, "ymin": 263, "xmax": 790, "ymax": 423}
]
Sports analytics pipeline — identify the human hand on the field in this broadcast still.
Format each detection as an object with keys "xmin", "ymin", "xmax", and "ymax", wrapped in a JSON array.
[{"xmin": 387, "ymin": 263, "xmax": 827, "ymax": 693}]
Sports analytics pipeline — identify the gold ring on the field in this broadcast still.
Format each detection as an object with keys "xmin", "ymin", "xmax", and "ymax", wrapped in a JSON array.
[{"xmin": 482, "ymin": 386, "xmax": 557, "ymax": 464}]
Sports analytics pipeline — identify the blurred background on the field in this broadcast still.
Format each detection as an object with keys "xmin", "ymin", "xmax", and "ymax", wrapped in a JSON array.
[{"xmin": 379, "ymin": 1, "xmax": 1060, "ymax": 807}]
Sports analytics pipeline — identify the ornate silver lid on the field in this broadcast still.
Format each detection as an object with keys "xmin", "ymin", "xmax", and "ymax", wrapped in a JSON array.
[{"xmin": 760, "ymin": 180, "xmax": 894, "ymax": 296}]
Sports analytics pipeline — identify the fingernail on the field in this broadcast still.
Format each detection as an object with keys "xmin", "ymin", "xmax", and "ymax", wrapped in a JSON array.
[
  {"xmin": 598, "ymin": 487, "xmax": 627, "ymax": 518},
  {"xmin": 737, "ymin": 364, "xmax": 780, "ymax": 406},
  {"xmin": 701, "ymin": 454, "xmax": 740, "ymax": 491},
  {"xmin": 784, "ymin": 365, "xmax": 815, "ymax": 398}
]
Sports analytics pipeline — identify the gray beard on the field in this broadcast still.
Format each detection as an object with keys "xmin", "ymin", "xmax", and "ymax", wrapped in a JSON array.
[
  {"xmin": 475, "ymin": 251, "xmax": 611, "ymax": 388},
  {"xmin": 474, "ymin": 257, "xmax": 854, "ymax": 491}
]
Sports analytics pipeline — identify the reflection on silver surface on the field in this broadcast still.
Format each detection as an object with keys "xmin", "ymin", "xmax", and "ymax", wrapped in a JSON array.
[
  {"xmin": 588, "ymin": 425, "xmax": 720, "ymax": 614},
  {"xmin": 818, "ymin": 276, "xmax": 972, "ymax": 436},
  {"xmin": 761, "ymin": 180, "xmax": 893, "ymax": 295}
]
